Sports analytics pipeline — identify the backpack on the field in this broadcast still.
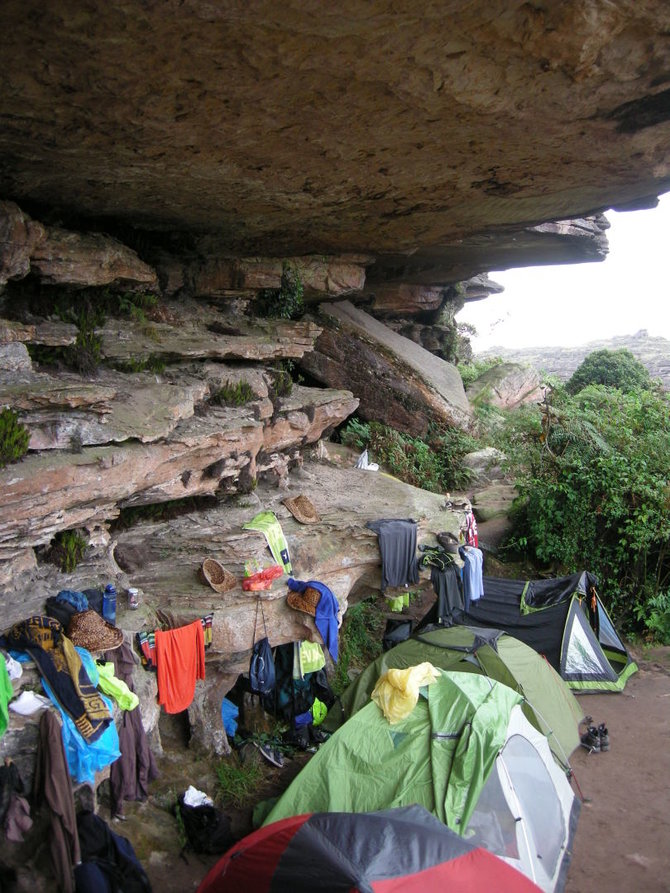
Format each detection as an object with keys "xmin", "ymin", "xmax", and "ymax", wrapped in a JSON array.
[
  {"xmin": 249, "ymin": 598, "xmax": 275, "ymax": 695},
  {"xmin": 176, "ymin": 795, "xmax": 234, "ymax": 855},
  {"xmin": 249, "ymin": 636, "xmax": 275, "ymax": 695}
]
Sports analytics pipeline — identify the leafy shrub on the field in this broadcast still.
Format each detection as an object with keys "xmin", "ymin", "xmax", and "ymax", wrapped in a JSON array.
[
  {"xmin": 0, "ymin": 408, "xmax": 30, "ymax": 468},
  {"xmin": 339, "ymin": 417, "xmax": 371, "ymax": 451},
  {"xmin": 332, "ymin": 597, "xmax": 385, "ymax": 696},
  {"xmin": 340, "ymin": 420, "xmax": 477, "ymax": 493},
  {"xmin": 500, "ymin": 381, "xmax": 670, "ymax": 632},
  {"xmin": 210, "ymin": 380, "xmax": 257, "ymax": 406},
  {"xmin": 635, "ymin": 591, "xmax": 670, "ymax": 644},
  {"xmin": 566, "ymin": 348, "xmax": 652, "ymax": 394},
  {"xmin": 255, "ymin": 262, "xmax": 305, "ymax": 319}
]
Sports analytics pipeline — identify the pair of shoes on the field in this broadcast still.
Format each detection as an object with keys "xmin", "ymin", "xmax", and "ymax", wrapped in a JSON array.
[
  {"xmin": 255, "ymin": 742, "xmax": 284, "ymax": 768},
  {"xmin": 580, "ymin": 726, "xmax": 601, "ymax": 753},
  {"xmin": 598, "ymin": 723, "xmax": 610, "ymax": 752}
]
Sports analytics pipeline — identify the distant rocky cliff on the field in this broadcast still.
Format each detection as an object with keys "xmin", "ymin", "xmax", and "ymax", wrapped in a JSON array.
[{"xmin": 478, "ymin": 330, "xmax": 670, "ymax": 390}]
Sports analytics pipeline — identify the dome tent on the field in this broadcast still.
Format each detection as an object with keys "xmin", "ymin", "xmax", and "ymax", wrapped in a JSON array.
[
  {"xmin": 457, "ymin": 570, "xmax": 637, "ymax": 692},
  {"xmin": 326, "ymin": 624, "xmax": 585, "ymax": 768},
  {"xmin": 197, "ymin": 804, "xmax": 542, "ymax": 893},
  {"xmin": 263, "ymin": 671, "xmax": 579, "ymax": 893}
]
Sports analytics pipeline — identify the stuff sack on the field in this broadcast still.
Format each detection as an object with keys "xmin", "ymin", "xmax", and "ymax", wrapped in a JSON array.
[
  {"xmin": 75, "ymin": 809, "xmax": 151, "ymax": 893},
  {"xmin": 383, "ymin": 618, "xmax": 414, "ymax": 652},
  {"xmin": 249, "ymin": 636, "xmax": 275, "ymax": 695},
  {"xmin": 177, "ymin": 795, "xmax": 234, "ymax": 855}
]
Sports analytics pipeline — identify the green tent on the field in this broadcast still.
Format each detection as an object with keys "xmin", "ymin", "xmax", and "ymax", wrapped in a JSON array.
[
  {"xmin": 326, "ymin": 625, "xmax": 584, "ymax": 767},
  {"xmin": 264, "ymin": 671, "xmax": 579, "ymax": 893}
]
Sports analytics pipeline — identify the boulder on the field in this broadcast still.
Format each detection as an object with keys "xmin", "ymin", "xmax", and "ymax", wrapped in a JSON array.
[
  {"xmin": 300, "ymin": 301, "xmax": 471, "ymax": 436},
  {"xmin": 461, "ymin": 447, "xmax": 506, "ymax": 486},
  {"xmin": 466, "ymin": 362, "xmax": 544, "ymax": 409}
]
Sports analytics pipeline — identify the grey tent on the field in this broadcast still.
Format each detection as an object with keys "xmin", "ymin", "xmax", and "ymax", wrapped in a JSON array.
[{"xmin": 454, "ymin": 570, "xmax": 636, "ymax": 692}]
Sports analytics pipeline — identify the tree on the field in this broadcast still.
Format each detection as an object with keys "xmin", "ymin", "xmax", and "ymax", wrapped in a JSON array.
[{"xmin": 566, "ymin": 348, "xmax": 651, "ymax": 394}]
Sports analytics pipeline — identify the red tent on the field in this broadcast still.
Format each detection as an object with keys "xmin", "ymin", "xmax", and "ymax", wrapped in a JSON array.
[{"xmin": 197, "ymin": 805, "xmax": 542, "ymax": 892}]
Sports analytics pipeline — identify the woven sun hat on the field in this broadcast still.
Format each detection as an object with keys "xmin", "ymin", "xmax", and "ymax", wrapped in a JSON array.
[
  {"xmin": 67, "ymin": 610, "xmax": 123, "ymax": 652},
  {"xmin": 199, "ymin": 558, "xmax": 237, "ymax": 593},
  {"xmin": 286, "ymin": 586, "xmax": 322, "ymax": 616},
  {"xmin": 282, "ymin": 494, "xmax": 320, "ymax": 525}
]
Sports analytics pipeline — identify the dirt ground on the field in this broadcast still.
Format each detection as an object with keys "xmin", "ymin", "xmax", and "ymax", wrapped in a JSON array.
[{"xmin": 101, "ymin": 641, "xmax": 670, "ymax": 893}]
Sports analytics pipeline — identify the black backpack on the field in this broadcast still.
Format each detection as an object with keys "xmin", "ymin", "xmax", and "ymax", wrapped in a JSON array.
[
  {"xmin": 176, "ymin": 795, "xmax": 234, "ymax": 855},
  {"xmin": 249, "ymin": 598, "xmax": 275, "ymax": 695}
]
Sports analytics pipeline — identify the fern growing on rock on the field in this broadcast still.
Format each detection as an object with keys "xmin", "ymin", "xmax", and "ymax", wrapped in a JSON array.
[{"xmin": 0, "ymin": 408, "xmax": 30, "ymax": 468}]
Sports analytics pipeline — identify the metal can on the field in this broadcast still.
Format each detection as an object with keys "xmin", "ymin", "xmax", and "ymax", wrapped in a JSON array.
[{"xmin": 127, "ymin": 587, "xmax": 140, "ymax": 610}]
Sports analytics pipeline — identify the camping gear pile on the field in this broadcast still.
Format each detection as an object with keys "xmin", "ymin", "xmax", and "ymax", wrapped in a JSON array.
[{"xmin": 197, "ymin": 510, "xmax": 638, "ymax": 893}]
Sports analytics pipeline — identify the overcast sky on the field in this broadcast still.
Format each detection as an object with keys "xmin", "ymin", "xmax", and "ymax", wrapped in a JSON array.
[{"xmin": 457, "ymin": 190, "xmax": 670, "ymax": 353}]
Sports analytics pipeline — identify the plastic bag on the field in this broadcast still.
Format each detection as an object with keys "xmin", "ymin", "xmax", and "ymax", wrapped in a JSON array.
[{"xmin": 371, "ymin": 662, "xmax": 440, "ymax": 724}]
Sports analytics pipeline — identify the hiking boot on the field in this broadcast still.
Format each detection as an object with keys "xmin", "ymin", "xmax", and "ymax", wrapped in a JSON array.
[
  {"xmin": 598, "ymin": 723, "xmax": 610, "ymax": 752},
  {"xmin": 580, "ymin": 726, "xmax": 601, "ymax": 753}
]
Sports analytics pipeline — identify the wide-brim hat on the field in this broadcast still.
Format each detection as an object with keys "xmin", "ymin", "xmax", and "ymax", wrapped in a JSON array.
[
  {"xmin": 282, "ymin": 494, "xmax": 320, "ymax": 525},
  {"xmin": 199, "ymin": 558, "xmax": 237, "ymax": 593},
  {"xmin": 67, "ymin": 610, "xmax": 123, "ymax": 652},
  {"xmin": 286, "ymin": 586, "xmax": 321, "ymax": 616}
]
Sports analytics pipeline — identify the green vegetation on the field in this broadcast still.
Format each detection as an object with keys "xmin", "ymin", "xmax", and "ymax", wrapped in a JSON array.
[
  {"xmin": 566, "ymin": 348, "xmax": 653, "ymax": 394},
  {"xmin": 268, "ymin": 363, "xmax": 295, "ymax": 399},
  {"xmin": 0, "ymin": 408, "xmax": 30, "ymax": 468},
  {"xmin": 112, "ymin": 355, "xmax": 167, "ymax": 375},
  {"xmin": 457, "ymin": 356, "xmax": 504, "ymax": 388},
  {"xmin": 215, "ymin": 757, "xmax": 264, "ymax": 808},
  {"xmin": 339, "ymin": 418, "xmax": 477, "ymax": 492},
  {"xmin": 332, "ymin": 597, "xmax": 386, "ymax": 696},
  {"xmin": 49, "ymin": 529, "xmax": 88, "ymax": 573},
  {"xmin": 255, "ymin": 262, "xmax": 305, "ymax": 320},
  {"xmin": 210, "ymin": 379, "xmax": 257, "ymax": 406},
  {"xmin": 500, "ymin": 379, "xmax": 670, "ymax": 637}
]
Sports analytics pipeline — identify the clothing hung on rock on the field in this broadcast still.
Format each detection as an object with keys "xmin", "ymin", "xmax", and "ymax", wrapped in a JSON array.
[
  {"xmin": 430, "ymin": 564, "xmax": 464, "ymax": 624},
  {"xmin": 243, "ymin": 511, "xmax": 292, "ymax": 574},
  {"xmin": 459, "ymin": 546, "xmax": 484, "ymax": 611},
  {"xmin": 34, "ymin": 710, "xmax": 81, "ymax": 893},
  {"xmin": 104, "ymin": 642, "xmax": 159, "ymax": 820},
  {"xmin": 1, "ymin": 616, "xmax": 111, "ymax": 742},
  {"xmin": 366, "ymin": 519, "xmax": 420, "ymax": 593},
  {"xmin": 39, "ymin": 647, "xmax": 120, "ymax": 785},
  {"xmin": 287, "ymin": 578, "xmax": 339, "ymax": 662},
  {"xmin": 155, "ymin": 620, "xmax": 205, "ymax": 714},
  {"xmin": 464, "ymin": 511, "xmax": 479, "ymax": 547}
]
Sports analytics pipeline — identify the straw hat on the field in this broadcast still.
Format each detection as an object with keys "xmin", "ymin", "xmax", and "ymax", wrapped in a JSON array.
[
  {"xmin": 286, "ymin": 586, "xmax": 322, "ymax": 616},
  {"xmin": 282, "ymin": 494, "xmax": 320, "ymax": 525},
  {"xmin": 199, "ymin": 558, "xmax": 237, "ymax": 593},
  {"xmin": 67, "ymin": 610, "xmax": 123, "ymax": 652}
]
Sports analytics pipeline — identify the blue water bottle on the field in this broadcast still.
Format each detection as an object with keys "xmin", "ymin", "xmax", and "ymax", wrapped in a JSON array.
[{"xmin": 102, "ymin": 584, "xmax": 117, "ymax": 625}]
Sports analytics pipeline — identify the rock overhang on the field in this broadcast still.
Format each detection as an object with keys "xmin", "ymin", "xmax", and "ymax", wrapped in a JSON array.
[{"xmin": 1, "ymin": 0, "xmax": 670, "ymax": 262}]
